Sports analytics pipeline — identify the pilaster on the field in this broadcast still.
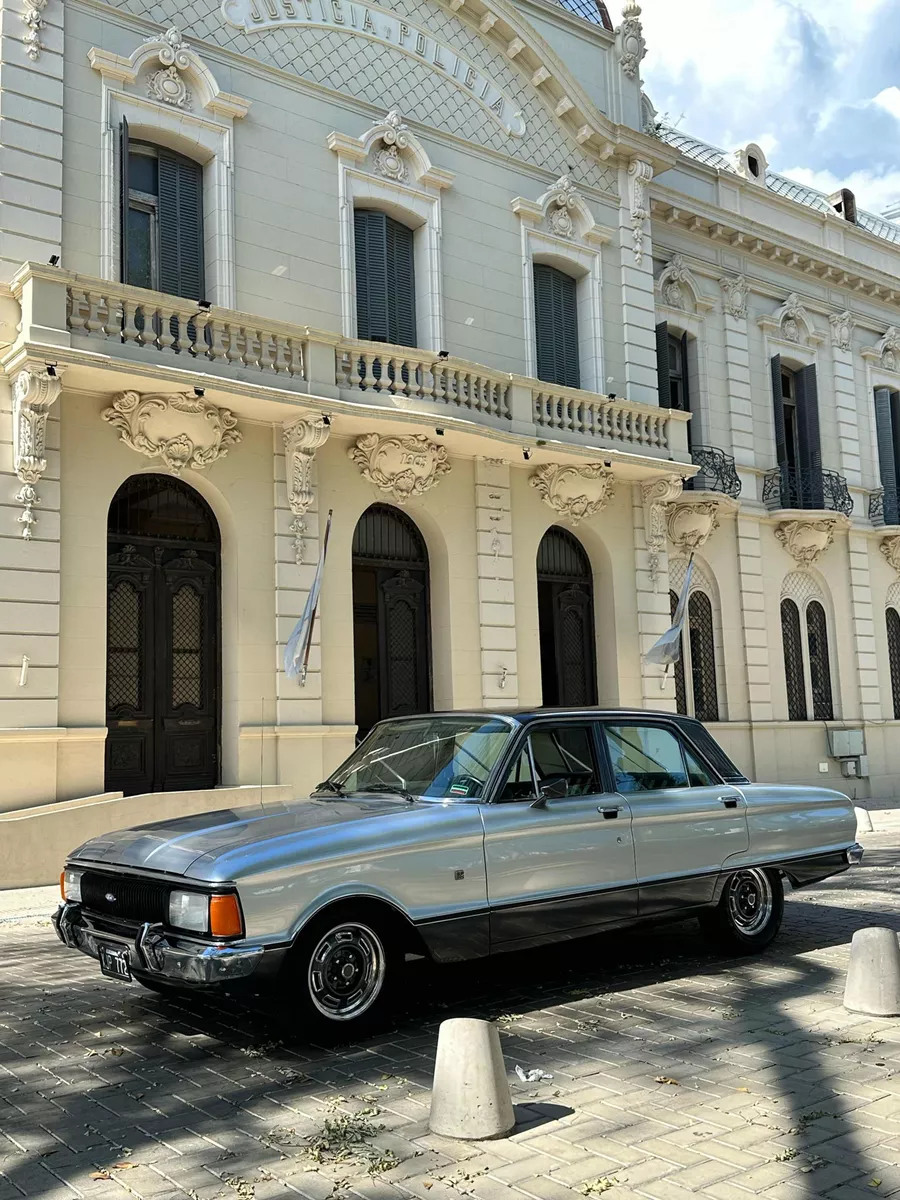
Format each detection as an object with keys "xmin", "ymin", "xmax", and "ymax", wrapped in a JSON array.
[
  {"xmin": 830, "ymin": 315, "xmax": 861, "ymax": 487},
  {"xmin": 735, "ymin": 515, "xmax": 773, "ymax": 721},
  {"xmin": 475, "ymin": 458, "xmax": 518, "ymax": 707},
  {"xmin": 617, "ymin": 160, "xmax": 658, "ymax": 407},
  {"xmin": 848, "ymin": 532, "xmax": 881, "ymax": 720},
  {"xmin": 632, "ymin": 482, "xmax": 676, "ymax": 708},
  {"xmin": 722, "ymin": 309, "xmax": 756, "ymax": 468}
]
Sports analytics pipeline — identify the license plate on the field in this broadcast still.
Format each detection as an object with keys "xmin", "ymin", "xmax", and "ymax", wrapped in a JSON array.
[{"xmin": 98, "ymin": 943, "xmax": 132, "ymax": 982}]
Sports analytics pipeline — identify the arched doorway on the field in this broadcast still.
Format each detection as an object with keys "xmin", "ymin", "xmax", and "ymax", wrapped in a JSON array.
[
  {"xmin": 106, "ymin": 474, "xmax": 221, "ymax": 796},
  {"xmin": 352, "ymin": 504, "xmax": 431, "ymax": 739},
  {"xmin": 537, "ymin": 526, "xmax": 598, "ymax": 707}
]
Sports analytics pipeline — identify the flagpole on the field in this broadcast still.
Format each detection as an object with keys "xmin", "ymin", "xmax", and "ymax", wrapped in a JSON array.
[{"xmin": 300, "ymin": 508, "xmax": 333, "ymax": 687}]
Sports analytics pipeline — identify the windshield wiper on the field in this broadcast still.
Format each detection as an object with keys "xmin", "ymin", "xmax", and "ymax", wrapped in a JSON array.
[
  {"xmin": 312, "ymin": 779, "xmax": 345, "ymax": 797},
  {"xmin": 353, "ymin": 784, "xmax": 416, "ymax": 803}
]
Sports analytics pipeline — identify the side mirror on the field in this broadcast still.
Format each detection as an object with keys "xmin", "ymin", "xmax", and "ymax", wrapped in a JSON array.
[{"xmin": 530, "ymin": 777, "xmax": 569, "ymax": 807}]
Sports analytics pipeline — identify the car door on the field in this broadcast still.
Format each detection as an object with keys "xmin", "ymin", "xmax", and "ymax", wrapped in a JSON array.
[
  {"xmin": 481, "ymin": 721, "xmax": 638, "ymax": 949},
  {"xmin": 601, "ymin": 721, "xmax": 749, "ymax": 916}
]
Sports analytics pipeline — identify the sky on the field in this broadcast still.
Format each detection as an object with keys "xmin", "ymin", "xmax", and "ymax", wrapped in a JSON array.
[{"xmin": 636, "ymin": 0, "xmax": 900, "ymax": 216}]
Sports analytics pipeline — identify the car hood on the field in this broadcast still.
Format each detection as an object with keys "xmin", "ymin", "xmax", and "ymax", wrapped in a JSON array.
[{"xmin": 67, "ymin": 796, "xmax": 419, "ymax": 877}]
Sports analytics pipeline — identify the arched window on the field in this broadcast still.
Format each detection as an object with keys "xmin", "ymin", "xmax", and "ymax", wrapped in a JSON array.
[
  {"xmin": 780, "ymin": 573, "xmax": 834, "ymax": 721},
  {"xmin": 534, "ymin": 264, "xmax": 580, "ymax": 389},
  {"xmin": 668, "ymin": 559, "xmax": 720, "ymax": 722},
  {"xmin": 121, "ymin": 126, "xmax": 204, "ymax": 300},
  {"xmin": 536, "ymin": 526, "xmax": 596, "ymax": 705},
  {"xmin": 887, "ymin": 606, "xmax": 900, "ymax": 719}
]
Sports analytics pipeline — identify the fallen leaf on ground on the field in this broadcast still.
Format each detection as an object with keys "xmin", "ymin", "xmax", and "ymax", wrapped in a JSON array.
[
  {"xmin": 90, "ymin": 1172, "xmax": 111, "ymax": 1181},
  {"xmin": 655, "ymin": 1076, "xmax": 680, "ymax": 1086},
  {"xmin": 870, "ymin": 1181, "xmax": 882, "ymax": 1189},
  {"xmin": 113, "ymin": 1162, "xmax": 137, "ymax": 1169},
  {"xmin": 736, "ymin": 1087, "xmax": 751, "ymax": 1093}
]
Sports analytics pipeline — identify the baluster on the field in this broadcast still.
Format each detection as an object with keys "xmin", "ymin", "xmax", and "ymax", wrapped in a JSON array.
[
  {"xmin": 273, "ymin": 334, "xmax": 289, "ymax": 374},
  {"xmin": 292, "ymin": 339, "xmax": 306, "ymax": 379},
  {"xmin": 223, "ymin": 324, "xmax": 240, "ymax": 365},
  {"xmin": 203, "ymin": 316, "xmax": 223, "ymax": 361},
  {"xmin": 84, "ymin": 290, "xmax": 104, "ymax": 336},
  {"xmin": 346, "ymin": 350, "xmax": 361, "ymax": 388},
  {"xmin": 191, "ymin": 310, "xmax": 209, "ymax": 358},
  {"xmin": 420, "ymin": 361, "xmax": 434, "ymax": 400},
  {"xmin": 157, "ymin": 304, "xmax": 175, "ymax": 353},
  {"xmin": 366, "ymin": 353, "xmax": 379, "ymax": 391}
]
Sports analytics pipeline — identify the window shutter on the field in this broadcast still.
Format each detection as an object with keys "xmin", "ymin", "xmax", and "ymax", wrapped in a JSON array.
[
  {"xmin": 119, "ymin": 118, "xmax": 130, "ymax": 285},
  {"xmin": 533, "ymin": 264, "xmax": 579, "ymax": 389},
  {"xmin": 874, "ymin": 388, "xmax": 899, "ymax": 523},
  {"xmin": 387, "ymin": 216, "xmax": 416, "ymax": 348},
  {"xmin": 796, "ymin": 364, "xmax": 823, "ymax": 506},
  {"xmin": 354, "ymin": 210, "xmax": 415, "ymax": 344},
  {"xmin": 656, "ymin": 321, "xmax": 671, "ymax": 407},
  {"xmin": 770, "ymin": 354, "xmax": 787, "ymax": 467},
  {"xmin": 158, "ymin": 150, "xmax": 204, "ymax": 301}
]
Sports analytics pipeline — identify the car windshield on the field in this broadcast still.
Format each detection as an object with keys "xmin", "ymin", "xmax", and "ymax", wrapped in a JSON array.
[{"xmin": 327, "ymin": 716, "xmax": 514, "ymax": 801}]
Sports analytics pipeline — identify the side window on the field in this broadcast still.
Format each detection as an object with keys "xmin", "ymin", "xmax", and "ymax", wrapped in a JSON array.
[
  {"xmin": 605, "ymin": 725, "xmax": 690, "ymax": 793},
  {"xmin": 498, "ymin": 746, "xmax": 536, "ymax": 802},
  {"xmin": 683, "ymin": 744, "xmax": 715, "ymax": 787},
  {"xmin": 497, "ymin": 725, "xmax": 598, "ymax": 802}
]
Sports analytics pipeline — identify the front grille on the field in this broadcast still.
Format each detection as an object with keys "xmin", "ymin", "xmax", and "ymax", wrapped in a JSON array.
[{"xmin": 80, "ymin": 871, "xmax": 170, "ymax": 924}]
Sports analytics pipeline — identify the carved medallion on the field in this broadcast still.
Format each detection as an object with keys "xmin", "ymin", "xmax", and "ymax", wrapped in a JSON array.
[
  {"xmin": 667, "ymin": 502, "xmax": 721, "ymax": 551},
  {"xmin": 720, "ymin": 273, "xmax": 748, "ymax": 319},
  {"xmin": 881, "ymin": 535, "xmax": 900, "ymax": 575},
  {"xmin": 348, "ymin": 433, "xmax": 450, "ymax": 503},
  {"xmin": 102, "ymin": 391, "xmax": 242, "ymax": 474},
  {"xmin": 774, "ymin": 519, "xmax": 836, "ymax": 566},
  {"xmin": 530, "ymin": 463, "xmax": 614, "ymax": 525}
]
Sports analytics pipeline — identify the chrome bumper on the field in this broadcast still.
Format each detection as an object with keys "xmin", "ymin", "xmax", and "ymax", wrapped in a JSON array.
[
  {"xmin": 847, "ymin": 842, "xmax": 865, "ymax": 866},
  {"xmin": 52, "ymin": 902, "xmax": 265, "ymax": 986}
]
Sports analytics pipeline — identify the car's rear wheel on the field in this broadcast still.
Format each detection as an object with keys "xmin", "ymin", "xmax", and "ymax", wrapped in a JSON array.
[
  {"xmin": 700, "ymin": 867, "xmax": 784, "ymax": 954},
  {"xmin": 278, "ymin": 906, "xmax": 400, "ymax": 1042}
]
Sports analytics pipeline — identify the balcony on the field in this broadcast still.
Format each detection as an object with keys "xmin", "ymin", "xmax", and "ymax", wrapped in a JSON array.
[
  {"xmin": 8, "ymin": 263, "xmax": 692, "ymax": 467},
  {"xmin": 870, "ymin": 487, "xmax": 900, "ymax": 527},
  {"xmin": 762, "ymin": 465, "xmax": 854, "ymax": 516},
  {"xmin": 683, "ymin": 445, "xmax": 741, "ymax": 497}
]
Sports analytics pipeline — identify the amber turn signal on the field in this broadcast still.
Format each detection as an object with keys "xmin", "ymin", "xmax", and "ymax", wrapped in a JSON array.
[
  {"xmin": 59, "ymin": 870, "xmax": 65, "ymax": 900},
  {"xmin": 209, "ymin": 893, "xmax": 243, "ymax": 939}
]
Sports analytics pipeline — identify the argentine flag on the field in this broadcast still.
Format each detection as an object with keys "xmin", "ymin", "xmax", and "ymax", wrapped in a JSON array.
[{"xmin": 284, "ymin": 509, "xmax": 333, "ymax": 683}]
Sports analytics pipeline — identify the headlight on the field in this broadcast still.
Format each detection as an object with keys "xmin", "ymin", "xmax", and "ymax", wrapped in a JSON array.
[
  {"xmin": 63, "ymin": 868, "xmax": 83, "ymax": 903},
  {"xmin": 168, "ymin": 890, "xmax": 209, "ymax": 933}
]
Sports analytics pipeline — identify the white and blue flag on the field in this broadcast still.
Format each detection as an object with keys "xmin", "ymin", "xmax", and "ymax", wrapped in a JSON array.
[
  {"xmin": 284, "ymin": 509, "xmax": 333, "ymax": 683},
  {"xmin": 645, "ymin": 554, "xmax": 694, "ymax": 668}
]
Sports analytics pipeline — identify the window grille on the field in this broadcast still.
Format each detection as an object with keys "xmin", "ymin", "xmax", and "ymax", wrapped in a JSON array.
[
  {"xmin": 806, "ymin": 601, "xmax": 834, "ymax": 720},
  {"xmin": 669, "ymin": 589, "xmax": 687, "ymax": 715},
  {"xmin": 888, "ymin": 608, "xmax": 900, "ymax": 720},
  {"xmin": 688, "ymin": 591, "xmax": 719, "ymax": 723},
  {"xmin": 781, "ymin": 598, "xmax": 807, "ymax": 721}
]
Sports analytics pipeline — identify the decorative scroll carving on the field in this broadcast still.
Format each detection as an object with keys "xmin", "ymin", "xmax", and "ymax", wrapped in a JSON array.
[
  {"xmin": 146, "ymin": 28, "xmax": 193, "ymax": 108},
  {"xmin": 23, "ymin": 0, "xmax": 48, "ymax": 61},
  {"xmin": 775, "ymin": 519, "xmax": 836, "ymax": 566},
  {"xmin": 348, "ymin": 433, "xmax": 450, "ymax": 503},
  {"xmin": 872, "ymin": 327, "xmax": 900, "ymax": 373},
  {"xmin": 283, "ymin": 416, "xmax": 330, "ymax": 564},
  {"xmin": 530, "ymin": 463, "xmax": 614, "ymax": 525},
  {"xmin": 642, "ymin": 474, "xmax": 683, "ymax": 583},
  {"xmin": 719, "ymin": 273, "xmax": 748, "ymax": 319},
  {"xmin": 372, "ymin": 108, "xmax": 410, "ymax": 181},
  {"xmin": 627, "ymin": 158, "xmax": 654, "ymax": 265},
  {"xmin": 666, "ymin": 501, "xmax": 721, "ymax": 551},
  {"xmin": 829, "ymin": 310, "xmax": 855, "ymax": 353},
  {"xmin": 759, "ymin": 293, "xmax": 821, "ymax": 345},
  {"xmin": 13, "ymin": 368, "xmax": 62, "ymax": 540},
  {"xmin": 657, "ymin": 254, "xmax": 713, "ymax": 314},
  {"xmin": 544, "ymin": 174, "xmax": 580, "ymax": 239},
  {"xmin": 881, "ymin": 535, "xmax": 900, "ymax": 575},
  {"xmin": 617, "ymin": 0, "xmax": 647, "ymax": 81},
  {"xmin": 101, "ymin": 391, "xmax": 242, "ymax": 474}
]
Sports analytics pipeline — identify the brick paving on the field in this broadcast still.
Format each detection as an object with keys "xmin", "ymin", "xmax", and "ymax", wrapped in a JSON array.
[{"xmin": 2, "ymin": 835, "xmax": 900, "ymax": 1200}]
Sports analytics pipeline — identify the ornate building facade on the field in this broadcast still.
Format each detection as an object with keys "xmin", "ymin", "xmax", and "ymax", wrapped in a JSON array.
[{"xmin": 2, "ymin": 0, "xmax": 900, "ymax": 852}]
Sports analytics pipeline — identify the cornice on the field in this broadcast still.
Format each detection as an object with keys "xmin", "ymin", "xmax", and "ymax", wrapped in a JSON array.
[{"xmin": 650, "ymin": 186, "xmax": 900, "ymax": 311}]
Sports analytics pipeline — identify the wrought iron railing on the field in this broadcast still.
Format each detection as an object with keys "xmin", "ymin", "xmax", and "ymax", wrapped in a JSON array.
[
  {"xmin": 684, "ymin": 445, "xmax": 741, "ymax": 497},
  {"xmin": 870, "ymin": 487, "xmax": 900, "ymax": 526},
  {"xmin": 762, "ymin": 465, "xmax": 853, "ymax": 516}
]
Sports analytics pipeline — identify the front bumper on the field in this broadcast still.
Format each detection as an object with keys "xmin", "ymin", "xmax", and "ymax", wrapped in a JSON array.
[{"xmin": 52, "ymin": 901, "xmax": 268, "ymax": 986}]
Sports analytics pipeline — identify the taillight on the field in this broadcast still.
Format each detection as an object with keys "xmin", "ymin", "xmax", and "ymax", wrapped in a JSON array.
[{"xmin": 209, "ymin": 893, "xmax": 243, "ymax": 939}]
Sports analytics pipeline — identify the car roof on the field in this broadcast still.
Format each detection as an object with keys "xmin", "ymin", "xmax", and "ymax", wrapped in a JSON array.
[{"xmin": 386, "ymin": 708, "xmax": 700, "ymax": 724}]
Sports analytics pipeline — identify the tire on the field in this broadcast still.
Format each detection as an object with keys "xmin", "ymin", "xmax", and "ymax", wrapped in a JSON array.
[
  {"xmin": 277, "ymin": 905, "xmax": 401, "ymax": 1043},
  {"xmin": 699, "ymin": 868, "xmax": 784, "ymax": 954}
]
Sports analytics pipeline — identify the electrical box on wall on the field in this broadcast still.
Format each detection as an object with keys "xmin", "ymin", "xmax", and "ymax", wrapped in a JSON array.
[
  {"xmin": 828, "ymin": 729, "xmax": 865, "ymax": 759},
  {"xmin": 841, "ymin": 756, "xmax": 869, "ymax": 779}
]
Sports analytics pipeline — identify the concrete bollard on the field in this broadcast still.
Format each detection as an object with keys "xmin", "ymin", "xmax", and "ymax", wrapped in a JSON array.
[
  {"xmin": 844, "ymin": 927, "xmax": 900, "ymax": 1016},
  {"xmin": 429, "ymin": 1018, "xmax": 516, "ymax": 1140}
]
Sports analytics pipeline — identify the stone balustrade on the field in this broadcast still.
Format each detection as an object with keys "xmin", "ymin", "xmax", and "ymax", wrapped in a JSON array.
[{"xmin": 8, "ymin": 263, "xmax": 690, "ymax": 462}]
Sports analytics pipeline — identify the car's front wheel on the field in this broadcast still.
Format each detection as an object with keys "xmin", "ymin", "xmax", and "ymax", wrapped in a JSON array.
[
  {"xmin": 279, "ymin": 907, "xmax": 400, "ymax": 1042},
  {"xmin": 700, "ymin": 867, "xmax": 784, "ymax": 954}
]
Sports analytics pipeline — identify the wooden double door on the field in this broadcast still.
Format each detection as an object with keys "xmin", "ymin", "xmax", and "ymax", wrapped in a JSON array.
[{"xmin": 537, "ymin": 526, "xmax": 598, "ymax": 707}]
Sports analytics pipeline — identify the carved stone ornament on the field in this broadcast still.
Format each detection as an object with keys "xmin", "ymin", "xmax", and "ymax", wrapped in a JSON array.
[
  {"xmin": 666, "ymin": 501, "xmax": 720, "ymax": 552},
  {"xmin": 881, "ymin": 535, "xmax": 900, "ymax": 575},
  {"xmin": 145, "ymin": 27, "xmax": 193, "ymax": 108},
  {"xmin": 829, "ymin": 310, "xmax": 855, "ymax": 353},
  {"xmin": 13, "ymin": 368, "xmax": 62, "ymax": 539},
  {"xmin": 102, "ymin": 391, "xmax": 242, "ymax": 474},
  {"xmin": 348, "ymin": 433, "xmax": 450, "ymax": 504},
  {"xmin": 774, "ymin": 519, "xmax": 836, "ymax": 566},
  {"xmin": 657, "ymin": 253, "xmax": 711, "ymax": 313},
  {"xmin": 372, "ymin": 108, "xmax": 410, "ymax": 182},
  {"xmin": 530, "ymin": 463, "xmax": 615, "ymax": 525},
  {"xmin": 544, "ymin": 175, "xmax": 580, "ymax": 239},
  {"xmin": 720, "ymin": 273, "xmax": 748, "ymax": 319},
  {"xmin": 876, "ymin": 327, "xmax": 900, "ymax": 373},
  {"xmin": 642, "ymin": 473, "xmax": 683, "ymax": 584},
  {"xmin": 284, "ymin": 416, "xmax": 330, "ymax": 564},
  {"xmin": 758, "ymin": 292, "xmax": 820, "ymax": 345},
  {"xmin": 628, "ymin": 158, "xmax": 654, "ymax": 266},
  {"xmin": 616, "ymin": 0, "xmax": 647, "ymax": 81},
  {"xmin": 23, "ymin": 0, "xmax": 48, "ymax": 61}
]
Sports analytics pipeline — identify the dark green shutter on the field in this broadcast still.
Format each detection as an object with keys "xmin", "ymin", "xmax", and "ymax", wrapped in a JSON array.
[
  {"xmin": 770, "ymin": 354, "xmax": 786, "ymax": 467},
  {"xmin": 796, "ymin": 364, "xmax": 823, "ymax": 506},
  {"xmin": 656, "ymin": 321, "xmax": 671, "ymax": 407},
  {"xmin": 534, "ymin": 263, "xmax": 579, "ymax": 389},
  {"xmin": 875, "ymin": 388, "xmax": 899, "ymax": 523},
  {"xmin": 354, "ymin": 210, "xmax": 416, "ymax": 346},
  {"xmin": 158, "ymin": 149, "xmax": 204, "ymax": 301},
  {"xmin": 119, "ymin": 118, "xmax": 130, "ymax": 284}
]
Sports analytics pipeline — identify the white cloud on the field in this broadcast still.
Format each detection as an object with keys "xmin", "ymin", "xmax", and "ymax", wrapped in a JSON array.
[
  {"xmin": 874, "ymin": 86, "xmax": 900, "ymax": 120},
  {"xmin": 779, "ymin": 166, "xmax": 900, "ymax": 216}
]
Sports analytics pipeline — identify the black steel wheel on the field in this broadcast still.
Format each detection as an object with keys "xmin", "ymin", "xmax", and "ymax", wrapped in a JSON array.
[{"xmin": 700, "ymin": 868, "xmax": 784, "ymax": 954}]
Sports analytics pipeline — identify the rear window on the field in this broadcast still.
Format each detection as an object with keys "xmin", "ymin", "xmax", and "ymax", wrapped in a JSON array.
[{"xmin": 677, "ymin": 718, "xmax": 749, "ymax": 784}]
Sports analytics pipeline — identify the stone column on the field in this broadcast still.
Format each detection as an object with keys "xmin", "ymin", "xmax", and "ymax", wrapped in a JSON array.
[
  {"xmin": 475, "ymin": 458, "xmax": 518, "ymax": 707},
  {"xmin": 848, "ymin": 532, "xmax": 881, "ymax": 720},
  {"xmin": 830, "ymin": 311, "xmax": 861, "ymax": 487},
  {"xmin": 633, "ymin": 476, "xmax": 681, "ymax": 707},
  {"xmin": 617, "ymin": 159, "xmax": 658, "ymax": 407}
]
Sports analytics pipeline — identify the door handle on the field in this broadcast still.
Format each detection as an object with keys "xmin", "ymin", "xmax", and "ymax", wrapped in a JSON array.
[
  {"xmin": 721, "ymin": 797, "xmax": 739, "ymax": 809},
  {"xmin": 598, "ymin": 806, "xmax": 622, "ymax": 819}
]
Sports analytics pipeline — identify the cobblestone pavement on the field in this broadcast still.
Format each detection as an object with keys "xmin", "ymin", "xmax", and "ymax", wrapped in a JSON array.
[{"xmin": 2, "ymin": 836, "xmax": 900, "ymax": 1200}]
